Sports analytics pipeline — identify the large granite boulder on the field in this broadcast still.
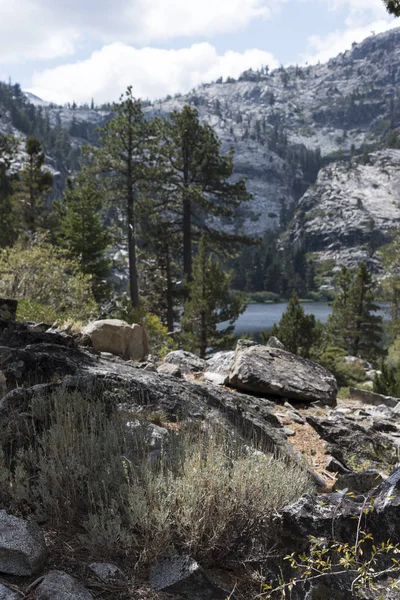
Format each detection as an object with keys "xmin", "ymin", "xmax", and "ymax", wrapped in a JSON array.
[
  {"xmin": 228, "ymin": 343, "xmax": 337, "ymax": 406},
  {"xmin": 0, "ymin": 510, "xmax": 48, "ymax": 576},
  {"xmin": 82, "ymin": 319, "xmax": 148, "ymax": 361}
]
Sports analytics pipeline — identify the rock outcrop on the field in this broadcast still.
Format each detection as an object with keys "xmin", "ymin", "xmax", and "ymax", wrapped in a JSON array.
[
  {"xmin": 228, "ymin": 343, "xmax": 337, "ymax": 406},
  {"xmin": 82, "ymin": 319, "xmax": 148, "ymax": 361}
]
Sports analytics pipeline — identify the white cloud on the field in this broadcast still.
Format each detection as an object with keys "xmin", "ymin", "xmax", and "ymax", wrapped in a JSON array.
[
  {"xmin": 0, "ymin": 0, "xmax": 78, "ymax": 63},
  {"xmin": 0, "ymin": 0, "xmax": 282, "ymax": 64},
  {"xmin": 301, "ymin": 18, "xmax": 398, "ymax": 64},
  {"xmin": 29, "ymin": 42, "xmax": 279, "ymax": 104}
]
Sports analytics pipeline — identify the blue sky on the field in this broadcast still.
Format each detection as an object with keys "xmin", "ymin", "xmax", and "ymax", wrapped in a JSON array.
[{"xmin": 0, "ymin": 0, "xmax": 397, "ymax": 104}]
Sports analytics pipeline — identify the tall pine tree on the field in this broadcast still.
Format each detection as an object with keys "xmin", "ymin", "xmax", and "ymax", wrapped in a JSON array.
[{"xmin": 181, "ymin": 235, "xmax": 246, "ymax": 357}]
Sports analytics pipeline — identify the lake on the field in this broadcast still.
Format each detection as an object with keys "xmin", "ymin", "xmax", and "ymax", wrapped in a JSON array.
[{"xmin": 228, "ymin": 302, "xmax": 391, "ymax": 338}]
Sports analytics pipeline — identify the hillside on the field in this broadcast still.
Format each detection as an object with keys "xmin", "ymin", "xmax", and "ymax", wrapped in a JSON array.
[{"xmin": 1, "ymin": 28, "xmax": 400, "ymax": 256}]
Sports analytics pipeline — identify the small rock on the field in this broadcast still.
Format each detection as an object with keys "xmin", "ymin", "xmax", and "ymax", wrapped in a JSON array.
[
  {"xmin": 266, "ymin": 336, "xmax": 285, "ymax": 350},
  {"xmin": 151, "ymin": 555, "xmax": 228, "ymax": 600},
  {"xmin": 35, "ymin": 571, "xmax": 93, "ymax": 600},
  {"xmin": 164, "ymin": 350, "xmax": 206, "ymax": 374},
  {"xmin": 203, "ymin": 372, "xmax": 228, "ymax": 386},
  {"xmin": 157, "ymin": 363, "xmax": 182, "ymax": 378},
  {"xmin": 0, "ymin": 511, "xmax": 48, "ymax": 576},
  {"xmin": 283, "ymin": 427, "xmax": 295, "ymax": 436},
  {"xmin": 326, "ymin": 456, "xmax": 350, "ymax": 474},
  {"xmin": 287, "ymin": 411, "xmax": 305, "ymax": 424},
  {"xmin": 88, "ymin": 562, "xmax": 125, "ymax": 583},
  {"xmin": 0, "ymin": 299, "xmax": 18, "ymax": 321}
]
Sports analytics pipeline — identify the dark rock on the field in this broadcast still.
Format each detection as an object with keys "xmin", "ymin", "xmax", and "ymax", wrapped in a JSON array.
[
  {"xmin": 349, "ymin": 387, "xmax": 399, "ymax": 409},
  {"xmin": 164, "ymin": 350, "xmax": 206, "ymax": 374},
  {"xmin": 307, "ymin": 414, "xmax": 398, "ymax": 472},
  {"xmin": 325, "ymin": 455, "xmax": 350, "ymax": 474},
  {"xmin": 229, "ymin": 344, "xmax": 337, "ymax": 406},
  {"xmin": 151, "ymin": 555, "xmax": 229, "ymax": 599},
  {"xmin": 335, "ymin": 470, "xmax": 384, "ymax": 494},
  {"xmin": 34, "ymin": 571, "xmax": 93, "ymax": 599},
  {"xmin": 0, "ymin": 510, "xmax": 48, "ymax": 576},
  {"xmin": 0, "ymin": 300, "xmax": 17, "ymax": 321}
]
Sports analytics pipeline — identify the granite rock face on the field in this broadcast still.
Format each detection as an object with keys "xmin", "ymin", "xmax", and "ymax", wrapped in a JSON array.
[
  {"xmin": 228, "ymin": 343, "xmax": 337, "ymax": 406},
  {"xmin": 34, "ymin": 571, "xmax": 93, "ymax": 600}
]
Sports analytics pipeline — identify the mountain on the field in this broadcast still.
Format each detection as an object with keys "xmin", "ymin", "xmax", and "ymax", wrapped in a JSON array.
[
  {"xmin": 283, "ymin": 149, "xmax": 400, "ymax": 287},
  {"xmin": 2, "ymin": 27, "xmax": 400, "ymax": 265}
]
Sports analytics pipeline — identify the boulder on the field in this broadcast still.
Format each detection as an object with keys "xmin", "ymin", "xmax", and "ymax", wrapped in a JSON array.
[
  {"xmin": 164, "ymin": 350, "xmax": 206, "ymax": 374},
  {"xmin": 349, "ymin": 387, "xmax": 399, "ymax": 408},
  {"xmin": 0, "ymin": 300, "xmax": 17, "ymax": 322},
  {"xmin": 335, "ymin": 470, "xmax": 384, "ymax": 494},
  {"xmin": 34, "ymin": 571, "xmax": 93, "ymax": 600},
  {"xmin": 82, "ymin": 319, "xmax": 148, "ymax": 361},
  {"xmin": 157, "ymin": 363, "xmax": 182, "ymax": 378},
  {"xmin": 307, "ymin": 414, "xmax": 398, "ymax": 473},
  {"xmin": 0, "ymin": 510, "xmax": 48, "ymax": 576},
  {"xmin": 228, "ymin": 343, "xmax": 337, "ymax": 406},
  {"xmin": 266, "ymin": 336, "xmax": 285, "ymax": 350},
  {"xmin": 151, "ymin": 555, "xmax": 229, "ymax": 600}
]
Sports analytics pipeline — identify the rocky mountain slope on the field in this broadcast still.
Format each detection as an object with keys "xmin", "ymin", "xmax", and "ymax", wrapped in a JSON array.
[{"xmin": 284, "ymin": 149, "xmax": 400, "ymax": 275}]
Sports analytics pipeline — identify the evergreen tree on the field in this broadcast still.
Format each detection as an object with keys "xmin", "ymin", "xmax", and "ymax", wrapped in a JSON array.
[
  {"xmin": 57, "ymin": 169, "xmax": 112, "ymax": 300},
  {"xmin": 327, "ymin": 263, "xmax": 383, "ymax": 359},
  {"xmin": 96, "ymin": 87, "xmax": 153, "ymax": 308},
  {"xmin": 157, "ymin": 106, "xmax": 250, "ymax": 282},
  {"xmin": 383, "ymin": 0, "xmax": 400, "ymax": 16},
  {"xmin": 0, "ymin": 132, "xmax": 18, "ymax": 247},
  {"xmin": 181, "ymin": 235, "xmax": 246, "ymax": 357},
  {"xmin": 14, "ymin": 137, "xmax": 53, "ymax": 233},
  {"xmin": 268, "ymin": 292, "xmax": 318, "ymax": 357}
]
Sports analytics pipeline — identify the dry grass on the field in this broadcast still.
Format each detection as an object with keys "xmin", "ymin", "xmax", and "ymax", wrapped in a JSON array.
[{"xmin": 0, "ymin": 390, "xmax": 313, "ymax": 567}]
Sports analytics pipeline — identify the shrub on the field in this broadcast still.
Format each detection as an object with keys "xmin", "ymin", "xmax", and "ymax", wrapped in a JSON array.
[
  {"xmin": 0, "ymin": 235, "xmax": 96, "ymax": 322},
  {"xmin": 0, "ymin": 390, "xmax": 313, "ymax": 564},
  {"xmin": 319, "ymin": 346, "xmax": 367, "ymax": 387}
]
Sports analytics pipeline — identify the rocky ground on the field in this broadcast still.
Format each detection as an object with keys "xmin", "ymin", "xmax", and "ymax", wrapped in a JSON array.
[{"xmin": 1, "ymin": 312, "xmax": 400, "ymax": 599}]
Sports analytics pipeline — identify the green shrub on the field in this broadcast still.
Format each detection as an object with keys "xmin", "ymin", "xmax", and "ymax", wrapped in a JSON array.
[
  {"xmin": 0, "ymin": 235, "xmax": 96, "ymax": 322},
  {"xmin": 0, "ymin": 390, "xmax": 313, "ymax": 564},
  {"xmin": 319, "ymin": 346, "xmax": 367, "ymax": 387},
  {"xmin": 247, "ymin": 291, "xmax": 280, "ymax": 304}
]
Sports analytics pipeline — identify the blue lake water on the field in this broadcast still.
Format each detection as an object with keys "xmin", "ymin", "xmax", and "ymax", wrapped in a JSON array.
[{"xmin": 228, "ymin": 302, "xmax": 391, "ymax": 337}]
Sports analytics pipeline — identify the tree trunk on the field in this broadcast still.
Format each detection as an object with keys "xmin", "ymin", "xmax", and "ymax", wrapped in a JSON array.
[
  {"xmin": 127, "ymin": 187, "xmax": 139, "ymax": 309},
  {"xmin": 199, "ymin": 310, "xmax": 207, "ymax": 358},
  {"xmin": 183, "ymin": 191, "xmax": 192, "ymax": 282},
  {"xmin": 165, "ymin": 241, "xmax": 174, "ymax": 332}
]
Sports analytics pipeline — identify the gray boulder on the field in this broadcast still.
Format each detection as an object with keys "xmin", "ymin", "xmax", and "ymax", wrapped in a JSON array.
[
  {"xmin": 228, "ymin": 344, "xmax": 337, "ymax": 406},
  {"xmin": 0, "ymin": 511, "xmax": 47, "ymax": 576},
  {"xmin": 164, "ymin": 350, "xmax": 206, "ymax": 374},
  {"xmin": 34, "ymin": 571, "xmax": 93, "ymax": 600},
  {"xmin": 157, "ymin": 363, "xmax": 182, "ymax": 378},
  {"xmin": 266, "ymin": 336, "xmax": 285, "ymax": 350},
  {"xmin": 151, "ymin": 555, "xmax": 229, "ymax": 599},
  {"xmin": 0, "ymin": 584, "xmax": 23, "ymax": 599}
]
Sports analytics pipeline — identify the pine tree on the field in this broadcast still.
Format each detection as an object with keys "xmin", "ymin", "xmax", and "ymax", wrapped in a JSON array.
[
  {"xmin": 15, "ymin": 137, "xmax": 53, "ymax": 233},
  {"xmin": 327, "ymin": 263, "xmax": 383, "ymax": 359},
  {"xmin": 181, "ymin": 235, "xmax": 246, "ymax": 357},
  {"xmin": 157, "ymin": 106, "xmax": 251, "ymax": 283},
  {"xmin": 383, "ymin": 0, "xmax": 400, "ymax": 16},
  {"xmin": 95, "ymin": 87, "xmax": 153, "ymax": 308},
  {"xmin": 269, "ymin": 292, "xmax": 318, "ymax": 357},
  {"xmin": 57, "ymin": 169, "xmax": 112, "ymax": 300}
]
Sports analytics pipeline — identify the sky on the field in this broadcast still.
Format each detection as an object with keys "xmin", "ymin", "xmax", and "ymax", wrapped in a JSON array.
[{"xmin": 0, "ymin": 0, "xmax": 397, "ymax": 105}]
